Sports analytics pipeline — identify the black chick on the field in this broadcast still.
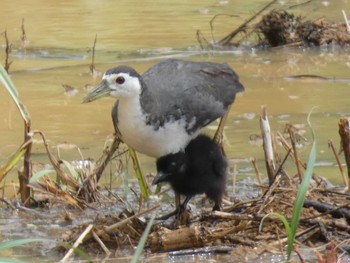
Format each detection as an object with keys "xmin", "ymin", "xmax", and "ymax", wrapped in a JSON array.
[{"xmin": 152, "ymin": 134, "xmax": 227, "ymax": 220}]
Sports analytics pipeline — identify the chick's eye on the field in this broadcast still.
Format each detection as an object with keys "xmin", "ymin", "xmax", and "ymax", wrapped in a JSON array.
[{"xmin": 116, "ymin": 76, "xmax": 125, "ymax": 84}]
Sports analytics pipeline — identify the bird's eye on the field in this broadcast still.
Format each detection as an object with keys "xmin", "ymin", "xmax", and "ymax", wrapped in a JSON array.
[{"xmin": 116, "ymin": 76, "xmax": 125, "ymax": 84}]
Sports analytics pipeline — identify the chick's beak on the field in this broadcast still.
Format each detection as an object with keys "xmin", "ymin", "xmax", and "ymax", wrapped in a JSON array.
[
  {"xmin": 82, "ymin": 79, "xmax": 111, "ymax": 103},
  {"xmin": 152, "ymin": 171, "xmax": 169, "ymax": 185}
]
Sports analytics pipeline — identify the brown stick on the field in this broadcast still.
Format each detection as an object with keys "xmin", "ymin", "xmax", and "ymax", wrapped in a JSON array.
[
  {"xmin": 95, "ymin": 135, "xmax": 121, "ymax": 182},
  {"xmin": 251, "ymin": 158, "xmax": 264, "ymax": 192},
  {"xmin": 288, "ymin": 125, "xmax": 303, "ymax": 181},
  {"xmin": 90, "ymin": 34, "xmax": 98, "ymax": 77},
  {"xmin": 328, "ymin": 139, "xmax": 349, "ymax": 189},
  {"xmin": 19, "ymin": 119, "xmax": 32, "ymax": 206},
  {"xmin": 1, "ymin": 30, "xmax": 12, "ymax": 73},
  {"xmin": 277, "ymin": 131, "xmax": 306, "ymax": 170},
  {"xmin": 92, "ymin": 230, "xmax": 111, "ymax": 256},
  {"xmin": 338, "ymin": 118, "xmax": 350, "ymax": 192},
  {"xmin": 61, "ymin": 224, "xmax": 94, "ymax": 262}
]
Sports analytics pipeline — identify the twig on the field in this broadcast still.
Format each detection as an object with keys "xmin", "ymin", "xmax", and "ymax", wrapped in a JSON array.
[
  {"xmin": 277, "ymin": 131, "xmax": 307, "ymax": 170},
  {"xmin": 342, "ymin": 10, "xmax": 350, "ymax": 34},
  {"xmin": 274, "ymin": 148, "xmax": 292, "ymax": 176},
  {"xmin": 287, "ymin": 0, "xmax": 313, "ymax": 9},
  {"xmin": 92, "ymin": 230, "xmax": 111, "ymax": 256},
  {"xmin": 338, "ymin": 118, "xmax": 350, "ymax": 192},
  {"xmin": 1, "ymin": 30, "xmax": 13, "ymax": 73},
  {"xmin": 196, "ymin": 30, "xmax": 209, "ymax": 49},
  {"xmin": 31, "ymin": 130, "xmax": 80, "ymax": 189},
  {"xmin": 251, "ymin": 157, "xmax": 264, "ymax": 192},
  {"xmin": 258, "ymin": 174, "xmax": 282, "ymax": 214},
  {"xmin": 288, "ymin": 125, "xmax": 303, "ymax": 182},
  {"xmin": 20, "ymin": 18, "xmax": 29, "ymax": 48},
  {"xmin": 101, "ymin": 204, "xmax": 159, "ymax": 234},
  {"xmin": 90, "ymin": 34, "xmax": 98, "ymax": 78},
  {"xmin": 95, "ymin": 135, "xmax": 121, "ymax": 182},
  {"xmin": 328, "ymin": 139, "xmax": 349, "ymax": 188},
  {"xmin": 209, "ymin": 14, "xmax": 239, "ymax": 44},
  {"xmin": 61, "ymin": 224, "xmax": 94, "ymax": 262},
  {"xmin": 219, "ymin": 0, "xmax": 278, "ymax": 45}
]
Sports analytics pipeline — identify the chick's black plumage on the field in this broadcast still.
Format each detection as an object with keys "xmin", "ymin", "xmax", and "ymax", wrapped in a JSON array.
[{"xmin": 152, "ymin": 134, "xmax": 227, "ymax": 219}]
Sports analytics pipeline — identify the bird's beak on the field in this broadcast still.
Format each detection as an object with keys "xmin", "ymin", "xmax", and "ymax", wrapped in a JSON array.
[
  {"xmin": 152, "ymin": 171, "xmax": 169, "ymax": 185},
  {"xmin": 82, "ymin": 79, "xmax": 111, "ymax": 103}
]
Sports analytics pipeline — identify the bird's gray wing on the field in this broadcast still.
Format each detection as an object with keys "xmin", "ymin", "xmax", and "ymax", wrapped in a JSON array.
[{"xmin": 140, "ymin": 59, "xmax": 244, "ymax": 133}]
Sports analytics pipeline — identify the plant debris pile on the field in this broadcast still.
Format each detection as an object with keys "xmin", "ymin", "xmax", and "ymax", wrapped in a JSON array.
[
  {"xmin": 257, "ymin": 10, "xmax": 350, "ymax": 47},
  {"xmin": 59, "ymin": 207, "xmax": 146, "ymax": 256},
  {"xmin": 56, "ymin": 174, "xmax": 350, "ymax": 261},
  {"xmin": 207, "ymin": 6, "xmax": 350, "ymax": 48}
]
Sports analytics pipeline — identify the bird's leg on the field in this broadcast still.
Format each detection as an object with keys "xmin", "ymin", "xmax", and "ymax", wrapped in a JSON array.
[
  {"xmin": 176, "ymin": 195, "xmax": 192, "ymax": 219},
  {"xmin": 155, "ymin": 195, "xmax": 193, "ymax": 221},
  {"xmin": 212, "ymin": 200, "xmax": 222, "ymax": 211},
  {"xmin": 213, "ymin": 103, "xmax": 233, "ymax": 156},
  {"xmin": 128, "ymin": 147, "xmax": 151, "ymax": 197},
  {"xmin": 175, "ymin": 193, "xmax": 181, "ymax": 211}
]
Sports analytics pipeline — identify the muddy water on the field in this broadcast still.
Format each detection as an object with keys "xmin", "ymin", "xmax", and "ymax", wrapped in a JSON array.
[{"xmin": 0, "ymin": 0, "xmax": 350, "ymax": 261}]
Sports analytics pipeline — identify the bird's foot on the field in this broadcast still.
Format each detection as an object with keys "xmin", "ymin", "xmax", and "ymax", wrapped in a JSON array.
[
  {"xmin": 155, "ymin": 209, "xmax": 178, "ymax": 220},
  {"xmin": 155, "ymin": 207, "xmax": 190, "ymax": 226},
  {"xmin": 212, "ymin": 204, "xmax": 221, "ymax": 211}
]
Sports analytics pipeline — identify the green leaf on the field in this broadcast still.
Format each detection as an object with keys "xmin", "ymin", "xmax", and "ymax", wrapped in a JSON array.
[
  {"xmin": 0, "ymin": 63, "xmax": 31, "ymax": 122},
  {"xmin": 0, "ymin": 238, "xmax": 46, "ymax": 251},
  {"xmin": 130, "ymin": 215, "xmax": 155, "ymax": 263},
  {"xmin": 30, "ymin": 169, "xmax": 56, "ymax": 184},
  {"xmin": 287, "ymin": 111, "xmax": 316, "ymax": 260},
  {"xmin": 0, "ymin": 147, "xmax": 27, "ymax": 183},
  {"xmin": 0, "ymin": 257, "xmax": 28, "ymax": 263}
]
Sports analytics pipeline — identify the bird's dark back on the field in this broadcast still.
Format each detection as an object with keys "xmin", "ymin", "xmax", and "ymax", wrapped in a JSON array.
[
  {"xmin": 185, "ymin": 134, "xmax": 227, "ymax": 179},
  {"xmin": 167, "ymin": 134, "xmax": 226, "ymax": 196}
]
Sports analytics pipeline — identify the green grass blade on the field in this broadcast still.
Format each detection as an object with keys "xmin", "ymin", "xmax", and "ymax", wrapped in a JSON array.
[
  {"xmin": 128, "ymin": 147, "xmax": 150, "ymax": 197},
  {"xmin": 0, "ymin": 147, "xmax": 27, "ymax": 183},
  {"xmin": 130, "ymin": 215, "xmax": 155, "ymax": 263},
  {"xmin": 0, "ymin": 63, "xmax": 18, "ymax": 97},
  {"xmin": 0, "ymin": 238, "xmax": 46, "ymax": 250},
  {"xmin": 0, "ymin": 63, "xmax": 31, "ymax": 122},
  {"xmin": 259, "ymin": 212, "xmax": 292, "ymax": 238},
  {"xmin": 287, "ymin": 112, "xmax": 316, "ymax": 260}
]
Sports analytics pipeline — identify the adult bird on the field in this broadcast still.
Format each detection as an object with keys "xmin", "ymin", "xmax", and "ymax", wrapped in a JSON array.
[
  {"xmin": 82, "ymin": 59, "xmax": 244, "ymax": 159},
  {"xmin": 153, "ymin": 134, "xmax": 227, "ymax": 220}
]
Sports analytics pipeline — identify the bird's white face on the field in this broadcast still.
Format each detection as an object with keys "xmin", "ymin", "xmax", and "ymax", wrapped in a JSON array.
[{"xmin": 103, "ymin": 72, "xmax": 142, "ymax": 98}]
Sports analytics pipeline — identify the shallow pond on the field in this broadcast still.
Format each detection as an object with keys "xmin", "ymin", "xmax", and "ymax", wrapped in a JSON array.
[{"xmin": 0, "ymin": 0, "xmax": 350, "ymax": 261}]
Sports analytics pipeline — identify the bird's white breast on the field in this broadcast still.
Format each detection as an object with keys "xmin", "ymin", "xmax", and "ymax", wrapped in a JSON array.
[{"xmin": 117, "ymin": 96, "xmax": 197, "ymax": 158}]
